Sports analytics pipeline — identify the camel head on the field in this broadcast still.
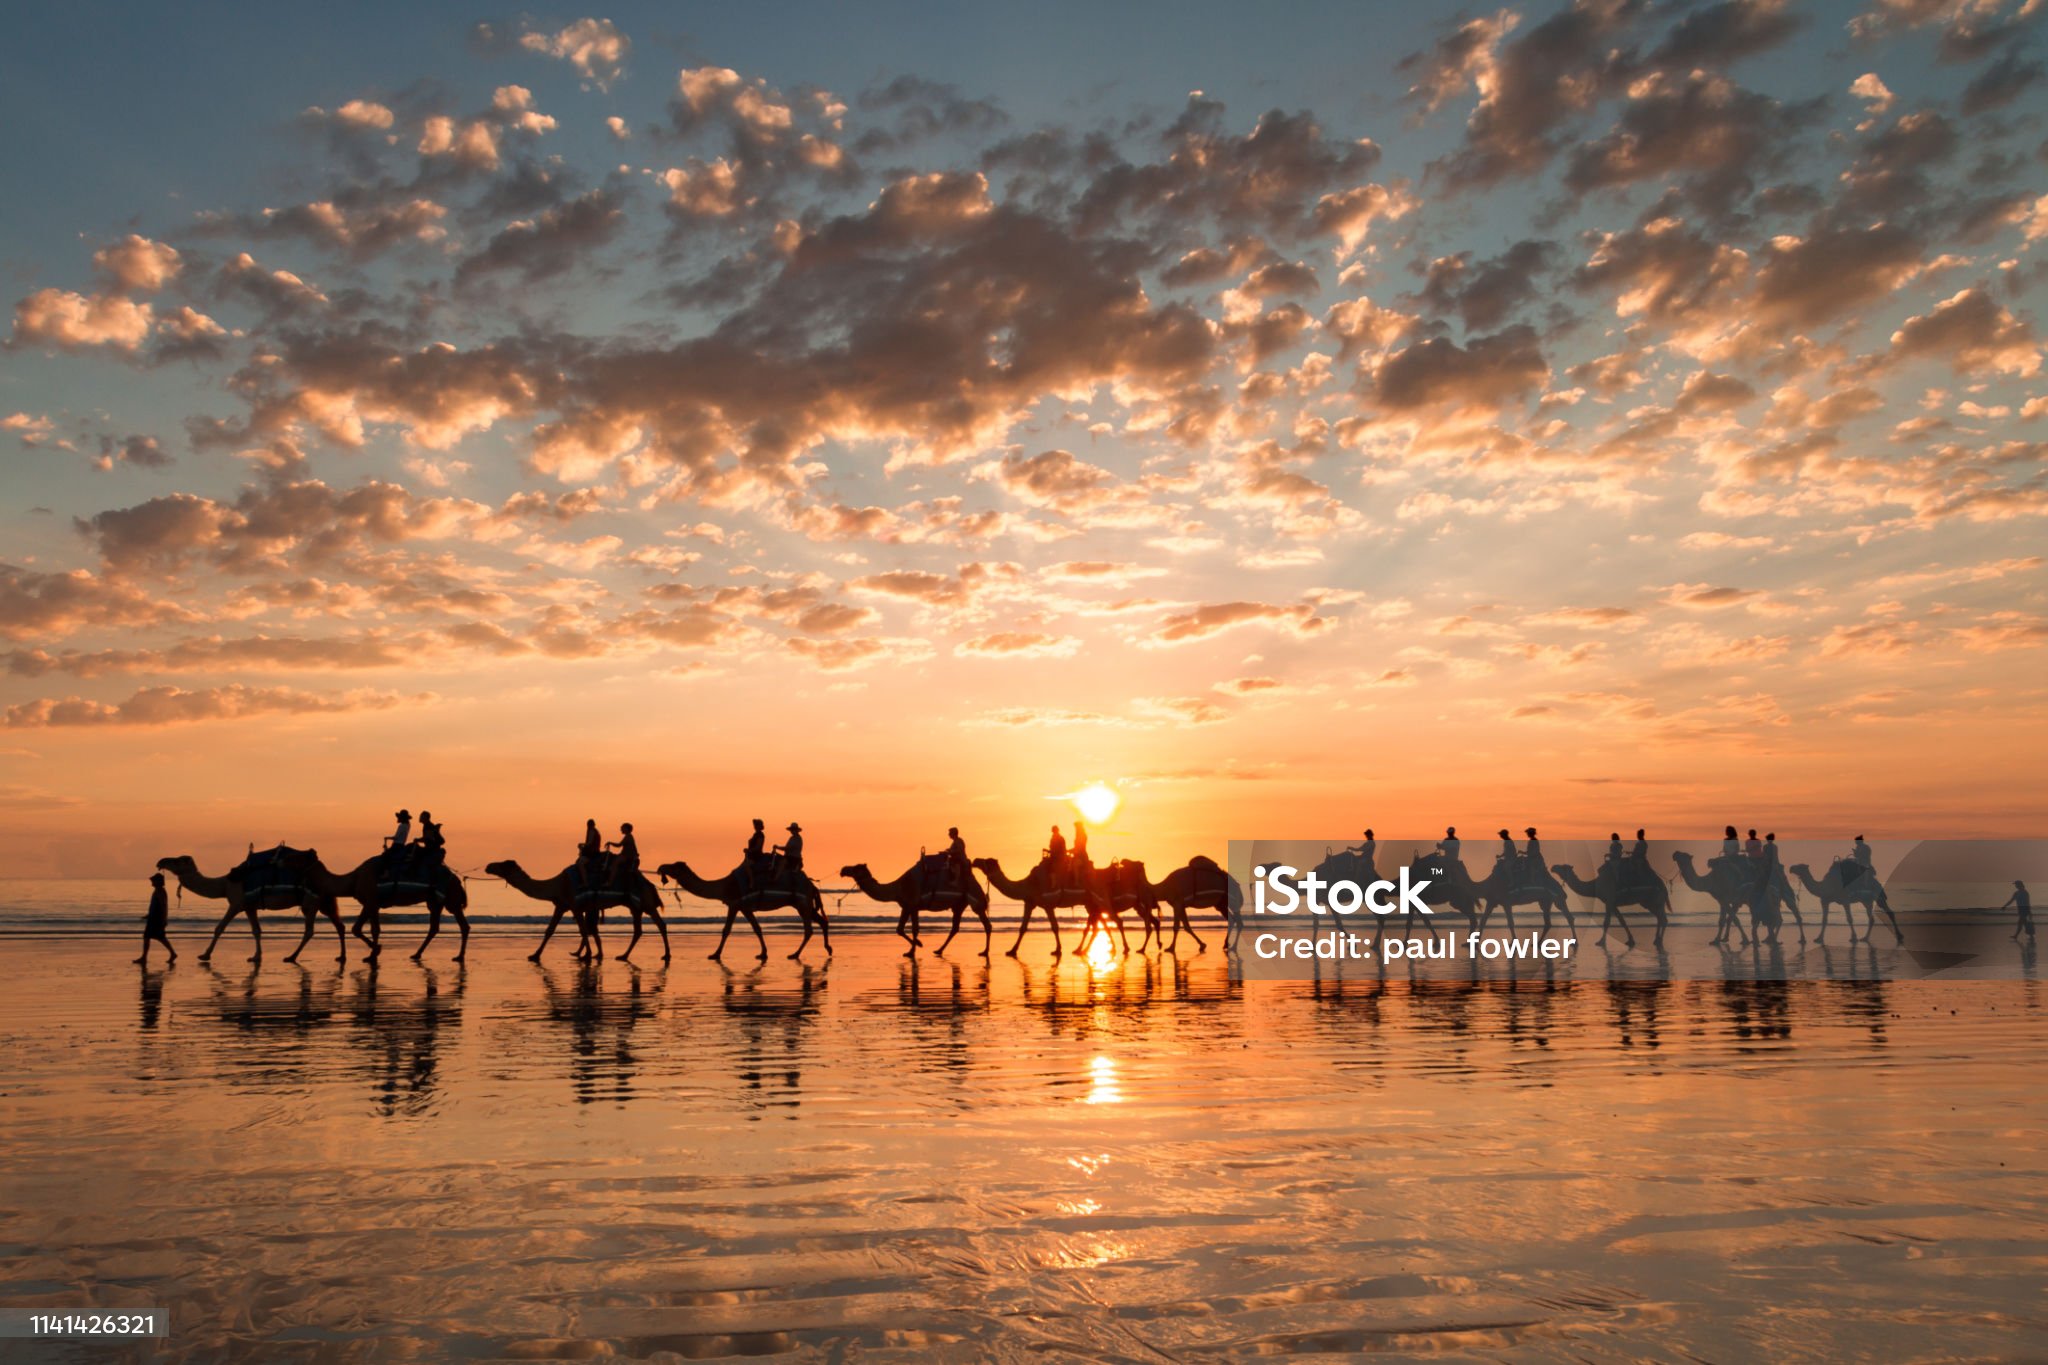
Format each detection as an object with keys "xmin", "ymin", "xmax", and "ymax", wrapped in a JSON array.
[
  {"xmin": 969, "ymin": 856, "xmax": 999, "ymax": 874},
  {"xmin": 1671, "ymin": 850, "xmax": 1694, "ymax": 865},
  {"xmin": 483, "ymin": 859, "xmax": 521, "ymax": 880},
  {"xmin": 839, "ymin": 863, "xmax": 869, "ymax": 879},
  {"xmin": 654, "ymin": 860, "xmax": 687, "ymax": 884},
  {"xmin": 156, "ymin": 854, "xmax": 197, "ymax": 878}
]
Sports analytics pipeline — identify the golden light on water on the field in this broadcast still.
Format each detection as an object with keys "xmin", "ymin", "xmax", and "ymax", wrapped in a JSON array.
[{"xmin": 1065, "ymin": 781, "xmax": 1121, "ymax": 825}]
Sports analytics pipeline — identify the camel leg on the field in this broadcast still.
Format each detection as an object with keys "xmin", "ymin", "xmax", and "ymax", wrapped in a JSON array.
[
  {"xmin": 284, "ymin": 909, "xmax": 317, "ymax": 964},
  {"xmin": 903, "ymin": 908, "xmax": 922, "ymax": 957},
  {"xmin": 974, "ymin": 905, "xmax": 991, "ymax": 958},
  {"xmin": 619, "ymin": 908, "xmax": 644, "ymax": 961},
  {"xmin": 450, "ymin": 905, "xmax": 469, "ymax": 964},
  {"xmin": 245, "ymin": 909, "xmax": 263, "ymax": 963},
  {"xmin": 199, "ymin": 905, "xmax": 244, "ymax": 962},
  {"xmin": 415, "ymin": 903, "xmax": 441, "ymax": 962},
  {"xmin": 1782, "ymin": 891, "xmax": 1808, "ymax": 942},
  {"xmin": 530, "ymin": 905, "xmax": 569, "ymax": 962},
  {"xmin": 790, "ymin": 906, "xmax": 815, "ymax": 961},
  {"xmin": 1006, "ymin": 904, "xmax": 1035, "ymax": 957},
  {"xmin": 1876, "ymin": 897, "xmax": 1904, "ymax": 944},
  {"xmin": 1114, "ymin": 907, "xmax": 1131, "ymax": 954},
  {"xmin": 709, "ymin": 906, "xmax": 739, "ymax": 961},
  {"xmin": 815, "ymin": 898, "xmax": 832, "ymax": 955},
  {"xmin": 1046, "ymin": 907, "xmax": 1065, "ymax": 957},
  {"xmin": 650, "ymin": 906, "xmax": 671, "ymax": 962},
  {"xmin": 743, "ymin": 907, "xmax": 768, "ymax": 962},
  {"xmin": 935, "ymin": 906, "xmax": 964, "ymax": 956}
]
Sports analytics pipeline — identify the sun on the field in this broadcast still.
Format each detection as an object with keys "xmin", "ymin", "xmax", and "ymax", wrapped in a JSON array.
[{"xmin": 1068, "ymin": 781, "xmax": 1122, "ymax": 825}]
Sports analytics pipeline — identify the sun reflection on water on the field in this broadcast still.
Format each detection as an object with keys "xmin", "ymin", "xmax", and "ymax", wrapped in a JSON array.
[{"xmin": 1085, "ymin": 1053, "xmax": 1121, "ymax": 1105}]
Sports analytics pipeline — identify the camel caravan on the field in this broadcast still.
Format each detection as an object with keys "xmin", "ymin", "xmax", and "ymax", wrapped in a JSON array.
[{"xmin": 151, "ymin": 813, "xmax": 1925, "ymax": 967}]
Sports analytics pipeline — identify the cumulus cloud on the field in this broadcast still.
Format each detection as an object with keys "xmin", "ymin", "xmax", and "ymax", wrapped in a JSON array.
[
  {"xmin": 9, "ymin": 289, "xmax": 153, "ymax": 352},
  {"xmin": 2, "ymin": 683, "xmax": 420, "ymax": 728},
  {"xmin": 517, "ymin": 17, "xmax": 630, "ymax": 86},
  {"xmin": 1144, "ymin": 600, "xmax": 1333, "ymax": 645}
]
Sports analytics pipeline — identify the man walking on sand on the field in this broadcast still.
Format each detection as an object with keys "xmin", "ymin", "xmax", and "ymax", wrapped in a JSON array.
[
  {"xmin": 136, "ymin": 872, "xmax": 176, "ymax": 965},
  {"xmin": 2002, "ymin": 880, "xmax": 2033, "ymax": 940}
]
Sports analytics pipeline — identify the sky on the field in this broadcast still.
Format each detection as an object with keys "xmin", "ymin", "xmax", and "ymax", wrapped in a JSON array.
[{"xmin": 3, "ymin": 0, "xmax": 2047, "ymax": 878}]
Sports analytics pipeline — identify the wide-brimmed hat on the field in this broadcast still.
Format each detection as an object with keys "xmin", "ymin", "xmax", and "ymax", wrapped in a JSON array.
[
  {"xmin": 397, "ymin": 809, "xmax": 411, "ymax": 818},
  {"xmin": 1525, "ymin": 827, "xmax": 1537, "ymax": 836},
  {"xmin": 787, "ymin": 822, "xmax": 802, "ymax": 832}
]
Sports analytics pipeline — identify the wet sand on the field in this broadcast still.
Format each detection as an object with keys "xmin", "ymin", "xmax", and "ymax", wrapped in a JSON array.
[{"xmin": 3, "ymin": 930, "xmax": 2046, "ymax": 1362}]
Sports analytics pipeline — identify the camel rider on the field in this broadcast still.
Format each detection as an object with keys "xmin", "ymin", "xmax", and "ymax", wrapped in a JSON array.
[
  {"xmin": 1346, "ymin": 829, "xmax": 1376, "ymax": 863},
  {"xmin": 2001, "ymin": 880, "xmax": 2033, "ymax": 940},
  {"xmin": 1746, "ymin": 829, "xmax": 1763, "ymax": 865},
  {"xmin": 746, "ymin": 819, "xmax": 766, "ymax": 865},
  {"xmin": 1046, "ymin": 824, "xmax": 1067, "ymax": 870},
  {"xmin": 1073, "ymin": 821, "xmax": 1089, "ymax": 864},
  {"xmin": 1849, "ymin": 835, "xmax": 1874, "ymax": 885},
  {"xmin": 385, "ymin": 809, "xmax": 411, "ymax": 867},
  {"xmin": 1437, "ymin": 826, "xmax": 1460, "ymax": 866},
  {"xmin": 417, "ymin": 811, "xmax": 445, "ymax": 868},
  {"xmin": 606, "ymin": 822, "xmax": 638, "ymax": 889},
  {"xmin": 1606, "ymin": 833, "xmax": 1625, "ymax": 864},
  {"xmin": 774, "ymin": 823, "xmax": 805, "ymax": 878},
  {"xmin": 1713, "ymin": 825, "xmax": 1741, "ymax": 875},
  {"xmin": 1524, "ymin": 828, "xmax": 1545, "ymax": 882},
  {"xmin": 1497, "ymin": 829, "xmax": 1516, "ymax": 869},
  {"xmin": 946, "ymin": 827, "xmax": 969, "ymax": 886},
  {"xmin": 1633, "ymin": 829, "xmax": 1650, "ymax": 865}
]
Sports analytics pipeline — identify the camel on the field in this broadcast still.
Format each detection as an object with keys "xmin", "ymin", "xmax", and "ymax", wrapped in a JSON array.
[
  {"xmin": 1670, "ymin": 851, "xmax": 1802, "ymax": 945},
  {"xmin": 156, "ymin": 852, "xmax": 347, "ymax": 965},
  {"xmin": 1141, "ymin": 855, "xmax": 1243, "ymax": 952},
  {"xmin": 320, "ymin": 852, "xmax": 471, "ymax": 963},
  {"xmin": 1094, "ymin": 859, "xmax": 1165, "ymax": 953},
  {"xmin": 1469, "ymin": 856, "xmax": 1576, "ymax": 935},
  {"xmin": 1398, "ymin": 853, "xmax": 1490, "ymax": 931},
  {"xmin": 973, "ymin": 856, "xmax": 1117, "ymax": 957},
  {"xmin": 840, "ymin": 858, "xmax": 993, "ymax": 957},
  {"xmin": 1790, "ymin": 861, "xmax": 1904, "ymax": 944},
  {"xmin": 1551, "ymin": 861, "xmax": 1671, "ymax": 948},
  {"xmin": 656, "ymin": 859, "xmax": 830, "ymax": 962},
  {"xmin": 487, "ymin": 859, "xmax": 670, "ymax": 963}
]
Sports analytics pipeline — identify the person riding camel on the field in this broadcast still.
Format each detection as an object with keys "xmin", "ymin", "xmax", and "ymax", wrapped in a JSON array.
[
  {"xmin": 1046, "ymin": 824, "xmax": 1067, "ymax": 869},
  {"xmin": 384, "ymin": 809, "xmax": 411, "ymax": 867},
  {"xmin": 773, "ymin": 823, "xmax": 805, "ymax": 882},
  {"xmin": 1071, "ymin": 821, "xmax": 1090, "ymax": 889},
  {"xmin": 1849, "ymin": 835, "xmax": 1874, "ymax": 886},
  {"xmin": 417, "ymin": 810, "xmax": 445, "ymax": 868},
  {"xmin": 946, "ymin": 826, "xmax": 969, "ymax": 887},
  {"xmin": 1606, "ymin": 832, "xmax": 1625, "ymax": 864},
  {"xmin": 1523, "ymin": 827, "xmax": 1544, "ymax": 883},
  {"xmin": 1632, "ymin": 828, "xmax": 1649, "ymax": 864},
  {"xmin": 1497, "ymin": 829, "xmax": 1516, "ymax": 869},
  {"xmin": 746, "ymin": 818, "xmax": 766, "ymax": 864},
  {"xmin": 1437, "ymin": 826, "xmax": 1460, "ymax": 867},
  {"xmin": 1745, "ymin": 828, "xmax": 1763, "ymax": 865},
  {"xmin": 1713, "ymin": 825, "xmax": 1742, "ymax": 876},
  {"xmin": 606, "ymin": 822, "xmax": 638, "ymax": 889},
  {"xmin": 1347, "ymin": 829, "xmax": 1377, "ymax": 867}
]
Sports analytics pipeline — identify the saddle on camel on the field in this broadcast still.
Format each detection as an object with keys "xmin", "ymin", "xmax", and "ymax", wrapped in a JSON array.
[{"xmin": 230, "ymin": 844, "xmax": 321, "ymax": 898}]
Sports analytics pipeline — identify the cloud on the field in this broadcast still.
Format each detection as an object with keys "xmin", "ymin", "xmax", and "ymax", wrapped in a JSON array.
[
  {"xmin": 9, "ymin": 289, "xmax": 152, "ymax": 352},
  {"xmin": 955, "ymin": 631, "xmax": 1080, "ymax": 658},
  {"xmin": 1367, "ymin": 325, "xmax": 1548, "ymax": 415},
  {"xmin": 517, "ymin": 18, "xmax": 630, "ymax": 86},
  {"xmin": 0, "ymin": 565, "xmax": 193, "ymax": 641},
  {"xmin": 1144, "ymin": 600, "xmax": 1332, "ymax": 645},
  {"xmin": 456, "ymin": 188, "xmax": 626, "ymax": 285},
  {"xmin": 2, "ymin": 684, "xmax": 421, "ymax": 728},
  {"xmin": 92, "ymin": 235, "xmax": 182, "ymax": 293},
  {"xmin": 1885, "ymin": 287, "xmax": 2041, "ymax": 376}
]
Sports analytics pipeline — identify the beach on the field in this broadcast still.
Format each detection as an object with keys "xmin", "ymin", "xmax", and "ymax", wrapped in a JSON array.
[{"xmin": 3, "ymin": 917, "xmax": 2046, "ymax": 1362}]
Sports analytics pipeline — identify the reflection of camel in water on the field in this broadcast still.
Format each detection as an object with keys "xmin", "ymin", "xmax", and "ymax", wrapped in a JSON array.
[
  {"xmin": 1790, "ymin": 862, "xmax": 1904, "ymax": 944},
  {"xmin": 972, "ymin": 857, "xmax": 1116, "ymax": 957},
  {"xmin": 318, "ymin": 855, "xmax": 471, "ymax": 963},
  {"xmin": 157, "ymin": 854, "xmax": 346, "ymax": 964},
  {"xmin": 656, "ymin": 860, "xmax": 831, "ymax": 963},
  {"xmin": 486, "ymin": 859, "xmax": 670, "ymax": 963},
  {"xmin": 1142, "ymin": 856, "xmax": 1243, "ymax": 952},
  {"xmin": 840, "ymin": 861, "xmax": 992, "ymax": 957},
  {"xmin": 1670, "ymin": 851, "xmax": 1803, "ymax": 944},
  {"xmin": 1551, "ymin": 862, "xmax": 1670, "ymax": 947}
]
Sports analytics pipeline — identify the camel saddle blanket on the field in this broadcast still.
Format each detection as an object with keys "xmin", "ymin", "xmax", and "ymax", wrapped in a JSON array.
[
  {"xmin": 913, "ymin": 852, "xmax": 972, "ymax": 905},
  {"xmin": 233, "ymin": 844, "xmax": 316, "ymax": 895},
  {"xmin": 376, "ymin": 844, "xmax": 440, "ymax": 892}
]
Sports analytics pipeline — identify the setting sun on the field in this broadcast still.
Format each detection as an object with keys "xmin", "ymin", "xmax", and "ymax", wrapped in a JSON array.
[{"xmin": 1067, "ymin": 782, "xmax": 1122, "ymax": 826}]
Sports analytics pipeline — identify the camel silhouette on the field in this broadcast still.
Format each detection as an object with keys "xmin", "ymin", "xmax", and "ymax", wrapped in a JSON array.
[
  {"xmin": 1551, "ymin": 861, "xmax": 1670, "ymax": 947},
  {"xmin": 157, "ymin": 853, "xmax": 347, "ymax": 965},
  {"xmin": 321, "ymin": 853, "xmax": 471, "ymax": 963},
  {"xmin": 972, "ymin": 856, "xmax": 1118, "ymax": 958},
  {"xmin": 840, "ymin": 859, "xmax": 993, "ymax": 957},
  {"xmin": 487, "ymin": 858, "xmax": 670, "ymax": 963},
  {"xmin": 657, "ymin": 859, "xmax": 831, "ymax": 963},
  {"xmin": 1790, "ymin": 861, "xmax": 1904, "ymax": 944}
]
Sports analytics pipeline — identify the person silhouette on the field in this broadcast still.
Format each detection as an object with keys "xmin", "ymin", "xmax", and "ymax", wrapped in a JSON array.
[
  {"xmin": 417, "ymin": 810, "xmax": 445, "ymax": 867},
  {"xmin": 945, "ymin": 826, "xmax": 969, "ymax": 880},
  {"xmin": 1606, "ymin": 832, "xmax": 1625, "ymax": 864},
  {"xmin": 1437, "ymin": 826, "xmax": 1460, "ymax": 863},
  {"xmin": 746, "ymin": 818, "xmax": 766, "ymax": 864},
  {"xmin": 1849, "ymin": 835, "xmax": 1874, "ymax": 885},
  {"xmin": 135, "ymin": 871, "xmax": 176, "ymax": 965},
  {"xmin": 777, "ymin": 822, "xmax": 805, "ymax": 874},
  {"xmin": 2002, "ymin": 880, "xmax": 2033, "ymax": 940},
  {"xmin": 1072, "ymin": 821, "xmax": 1089, "ymax": 865},
  {"xmin": 606, "ymin": 822, "xmax": 638, "ymax": 889},
  {"xmin": 1497, "ymin": 828, "xmax": 1516, "ymax": 867},
  {"xmin": 1046, "ymin": 824, "xmax": 1067, "ymax": 867},
  {"xmin": 1523, "ymin": 827, "xmax": 1544, "ymax": 881},
  {"xmin": 384, "ymin": 809, "xmax": 411, "ymax": 867}
]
